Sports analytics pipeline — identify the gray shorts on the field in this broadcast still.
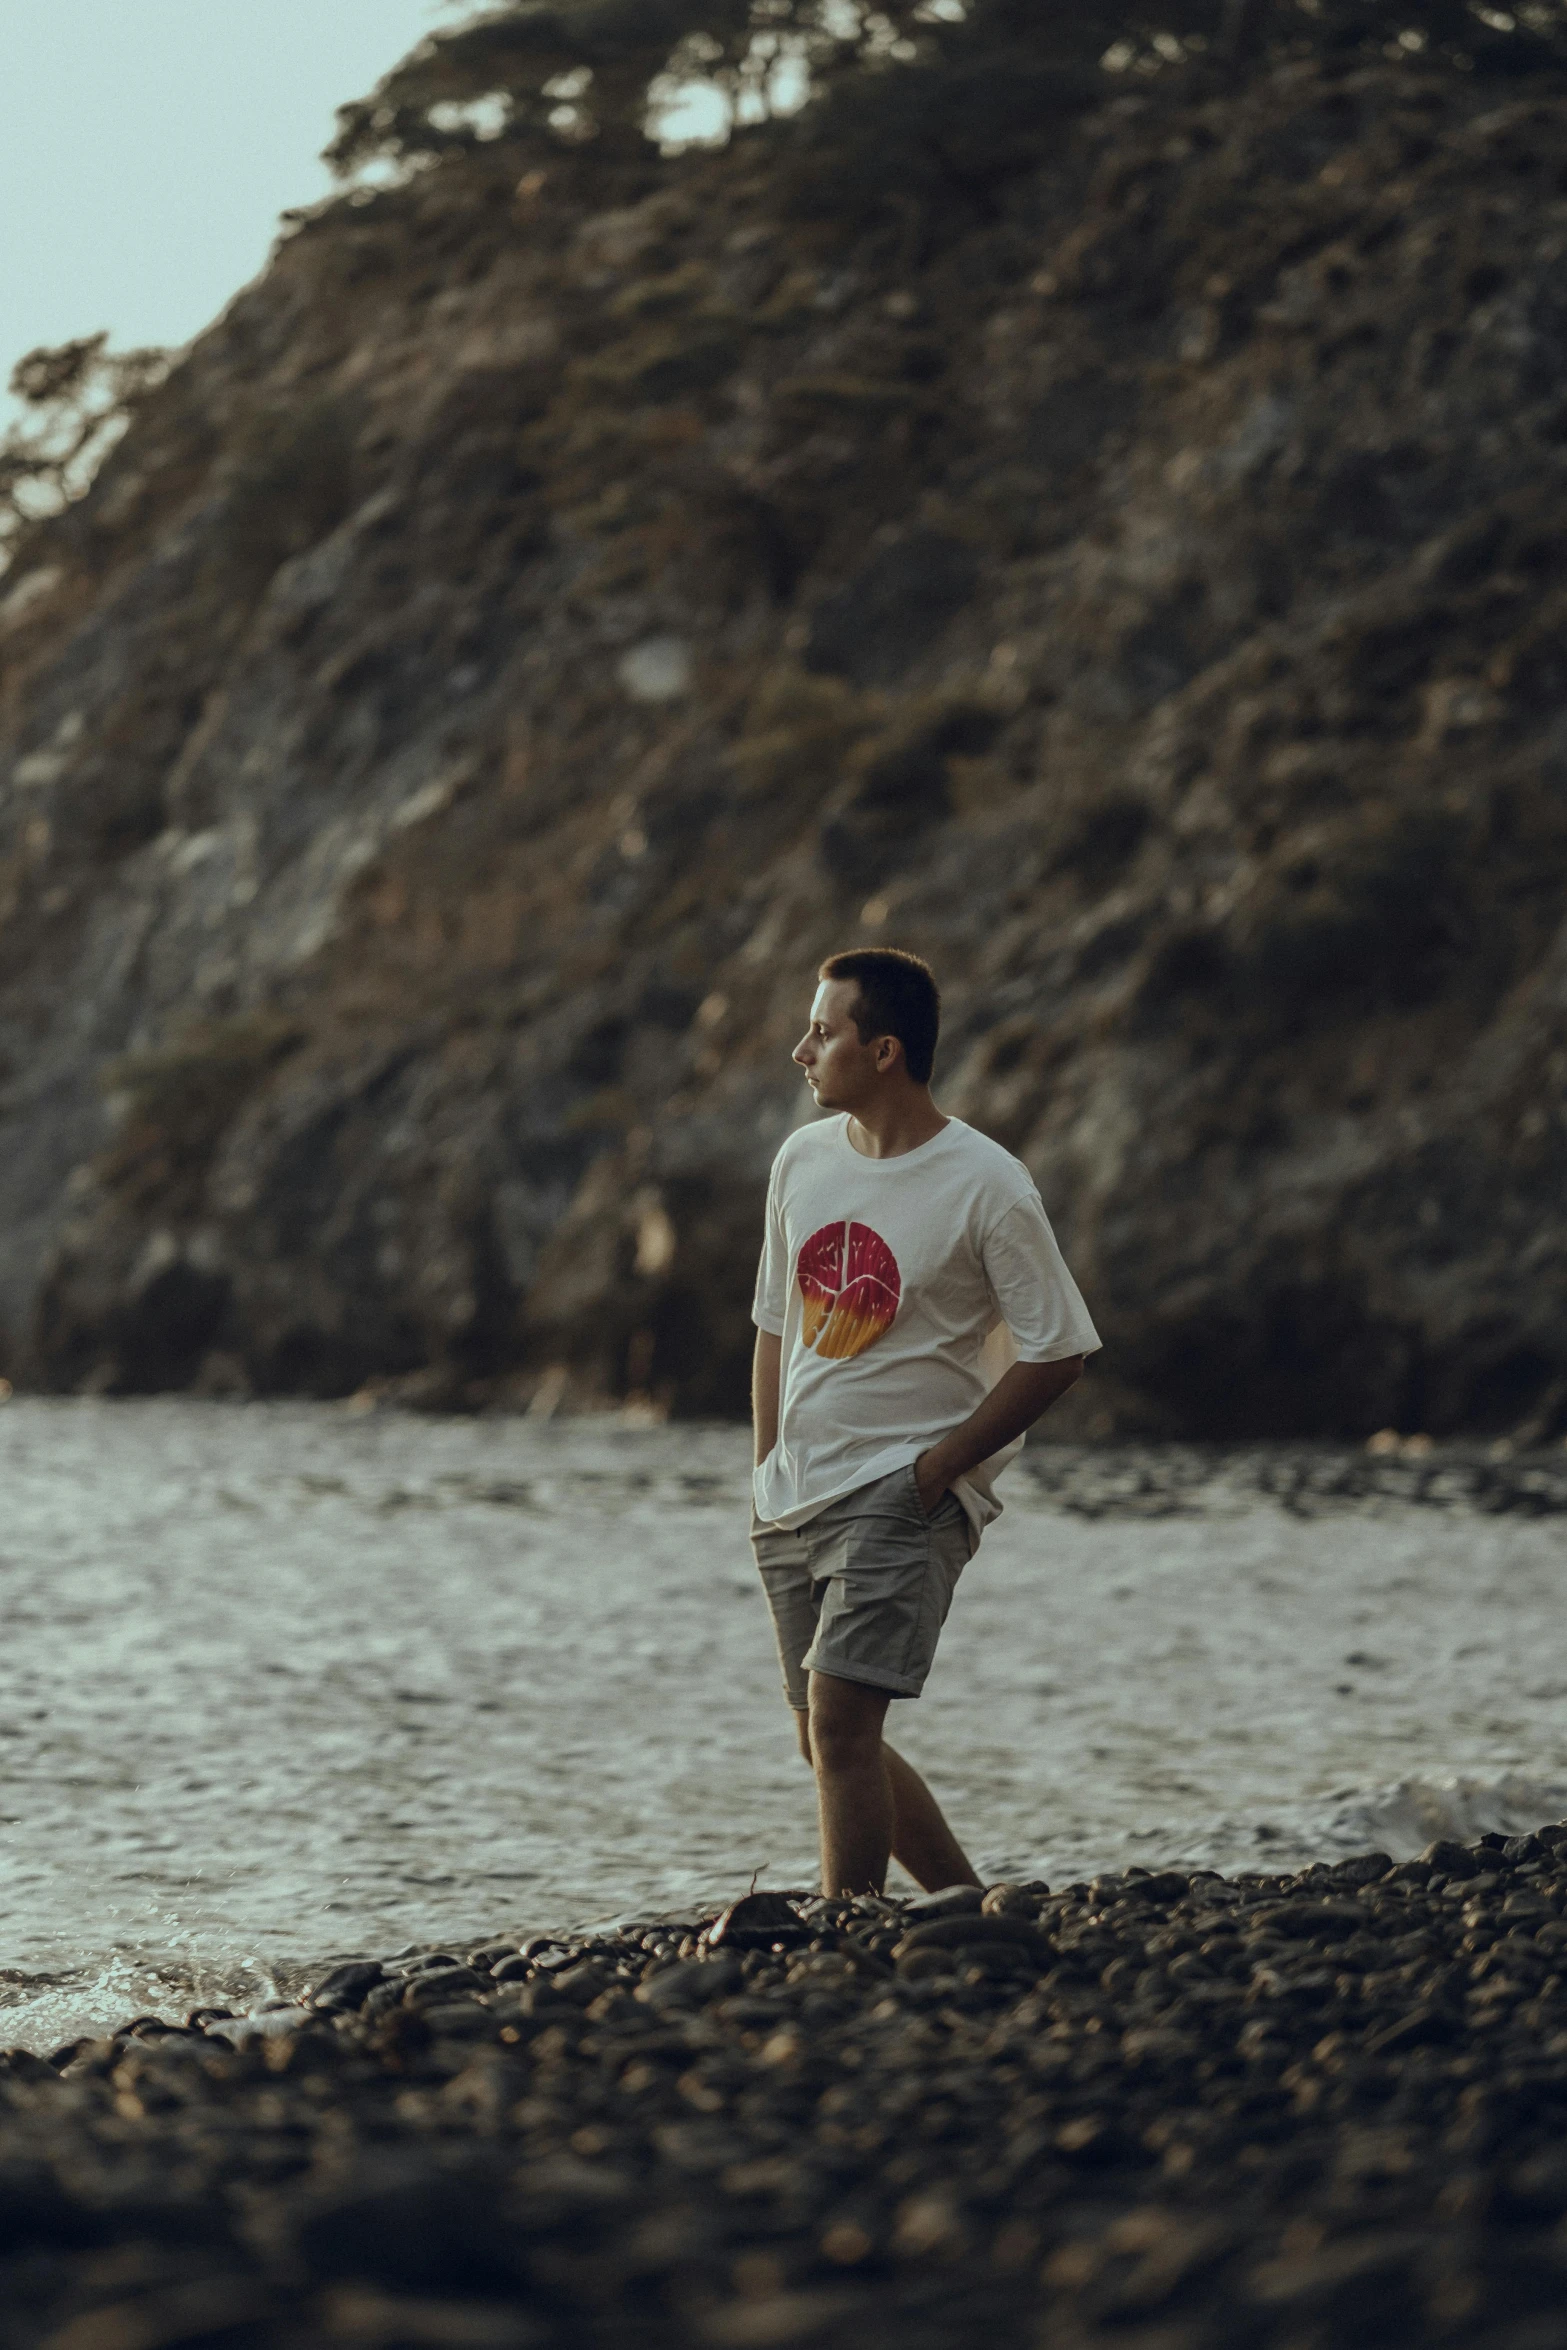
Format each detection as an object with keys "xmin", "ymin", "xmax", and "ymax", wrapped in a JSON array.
[{"xmin": 750, "ymin": 1463, "xmax": 974, "ymax": 1710}]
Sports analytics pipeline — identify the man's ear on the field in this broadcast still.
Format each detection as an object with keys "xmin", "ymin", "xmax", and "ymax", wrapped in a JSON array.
[{"xmin": 875, "ymin": 1034, "xmax": 902, "ymax": 1075}]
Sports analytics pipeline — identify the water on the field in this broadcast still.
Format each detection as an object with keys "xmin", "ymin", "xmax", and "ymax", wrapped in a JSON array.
[{"xmin": 3, "ymin": 1399, "xmax": 1566, "ymax": 2051}]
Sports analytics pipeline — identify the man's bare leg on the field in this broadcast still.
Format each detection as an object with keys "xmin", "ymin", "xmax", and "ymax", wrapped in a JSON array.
[
  {"xmin": 807, "ymin": 1672, "xmax": 894, "ymax": 1895},
  {"xmin": 883, "ymin": 1744, "xmax": 981, "ymax": 1892},
  {"xmin": 798, "ymin": 1675, "xmax": 980, "ymax": 1894}
]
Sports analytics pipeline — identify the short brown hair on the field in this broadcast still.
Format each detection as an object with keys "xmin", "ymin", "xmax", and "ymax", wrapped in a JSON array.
[{"xmin": 819, "ymin": 948, "xmax": 940, "ymax": 1084}]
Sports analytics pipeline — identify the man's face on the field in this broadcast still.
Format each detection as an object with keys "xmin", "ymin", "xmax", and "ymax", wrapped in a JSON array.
[{"xmin": 792, "ymin": 980, "xmax": 886, "ymax": 1109}]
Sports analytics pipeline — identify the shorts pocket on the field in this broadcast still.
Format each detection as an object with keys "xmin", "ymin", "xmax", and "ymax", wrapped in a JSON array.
[{"xmin": 906, "ymin": 1461, "xmax": 961, "ymax": 1526}]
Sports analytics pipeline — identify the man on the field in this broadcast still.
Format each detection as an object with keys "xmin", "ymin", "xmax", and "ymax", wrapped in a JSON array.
[{"xmin": 750, "ymin": 948, "xmax": 1100, "ymax": 1898}]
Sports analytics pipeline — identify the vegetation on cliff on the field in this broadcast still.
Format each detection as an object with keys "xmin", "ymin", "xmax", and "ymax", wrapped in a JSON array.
[{"xmin": 1, "ymin": 1, "xmax": 1566, "ymax": 1435}]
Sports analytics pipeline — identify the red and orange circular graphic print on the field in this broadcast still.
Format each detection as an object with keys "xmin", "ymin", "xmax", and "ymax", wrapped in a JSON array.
[{"xmin": 797, "ymin": 1220, "xmax": 902, "ymax": 1360}]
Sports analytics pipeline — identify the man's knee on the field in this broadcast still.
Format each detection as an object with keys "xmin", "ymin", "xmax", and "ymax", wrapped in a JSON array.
[
  {"xmin": 793, "ymin": 1709, "xmax": 813, "ymax": 1765},
  {"xmin": 808, "ymin": 1674, "xmax": 888, "ymax": 1773}
]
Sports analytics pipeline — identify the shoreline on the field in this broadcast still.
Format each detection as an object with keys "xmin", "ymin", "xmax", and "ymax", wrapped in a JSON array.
[
  {"xmin": 7, "ymin": 1830, "xmax": 1567, "ymax": 2345},
  {"xmin": 1017, "ymin": 1437, "xmax": 1567, "ymax": 1520}
]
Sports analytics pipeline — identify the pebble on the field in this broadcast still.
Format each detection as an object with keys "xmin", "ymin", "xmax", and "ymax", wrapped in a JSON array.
[
  {"xmin": 708, "ymin": 1891, "xmax": 811, "ymax": 1949},
  {"xmin": 6, "ymin": 1822, "xmax": 1567, "ymax": 2341},
  {"xmin": 903, "ymin": 1883, "xmax": 987, "ymax": 1919},
  {"xmin": 213, "ymin": 2005, "xmax": 318, "ymax": 2043}
]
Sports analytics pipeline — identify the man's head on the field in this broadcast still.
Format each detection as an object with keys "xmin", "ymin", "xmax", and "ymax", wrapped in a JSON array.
[{"xmin": 793, "ymin": 947, "xmax": 941, "ymax": 1111}]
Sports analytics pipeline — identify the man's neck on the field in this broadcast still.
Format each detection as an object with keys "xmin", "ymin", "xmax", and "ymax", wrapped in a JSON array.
[{"xmin": 844, "ymin": 1089, "xmax": 949, "ymax": 1161}]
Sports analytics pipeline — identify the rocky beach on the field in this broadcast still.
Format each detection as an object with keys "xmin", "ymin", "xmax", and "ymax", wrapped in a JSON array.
[
  {"xmin": 11, "ymin": 1835, "xmax": 1567, "ymax": 2348},
  {"xmin": 1, "ymin": 1403, "xmax": 1566, "ymax": 2343}
]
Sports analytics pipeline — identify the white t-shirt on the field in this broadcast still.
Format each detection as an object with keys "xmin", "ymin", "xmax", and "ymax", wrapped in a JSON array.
[{"xmin": 752, "ymin": 1114, "xmax": 1101, "ymax": 1537}]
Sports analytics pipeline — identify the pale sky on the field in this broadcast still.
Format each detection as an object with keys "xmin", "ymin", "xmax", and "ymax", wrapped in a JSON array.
[{"xmin": 0, "ymin": 0, "xmax": 458, "ymax": 426}]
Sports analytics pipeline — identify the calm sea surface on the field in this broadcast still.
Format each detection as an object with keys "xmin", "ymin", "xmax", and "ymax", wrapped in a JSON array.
[{"xmin": 3, "ymin": 1400, "xmax": 1565, "ymax": 2049}]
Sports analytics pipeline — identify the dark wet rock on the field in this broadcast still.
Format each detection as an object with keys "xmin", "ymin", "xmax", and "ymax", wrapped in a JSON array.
[
  {"xmin": 213, "ymin": 2006, "xmax": 316, "ymax": 2044},
  {"xmin": 707, "ymin": 1893, "xmax": 806, "ymax": 1950},
  {"xmin": 549, "ymin": 1960, "xmax": 621, "ymax": 2007},
  {"xmin": 1330, "ymin": 1853, "xmax": 1396, "ymax": 1887},
  {"xmin": 981, "ymin": 1880, "xmax": 1051, "ymax": 1916},
  {"xmin": 0, "ymin": 2158, "xmax": 105, "ymax": 2251},
  {"xmin": 1246, "ymin": 2232, "xmax": 1430, "ymax": 2342},
  {"xmin": 905, "ymin": 1937, "xmax": 1040, "ymax": 1984},
  {"xmin": 904, "ymin": 1883, "xmax": 986, "ymax": 1920},
  {"xmin": 418, "ymin": 2003, "xmax": 496, "ymax": 2040},
  {"xmin": 308, "ymin": 1961, "xmax": 385, "ymax": 2012},
  {"xmin": 275, "ymin": 2157, "xmax": 523, "ymax": 2295},
  {"xmin": 1123, "ymin": 1870, "xmax": 1191, "ymax": 1907},
  {"xmin": 515, "ymin": 1980, "xmax": 575, "ymax": 2020},
  {"xmin": 401, "ymin": 1966, "xmax": 488, "ymax": 2007},
  {"xmin": 895, "ymin": 1913, "xmax": 1046, "ymax": 1955},
  {"xmin": 1366, "ymin": 2003, "xmax": 1463, "ymax": 2056},
  {"xmin": 1419, "ymin": 1841, "xmax": 1482, "ymax": 1879},
  {"xmin": 1248, "ymin": 1899, "xmax": 1368, "ymax": 1940},
  {"xmin": 638, "ymin": 1955, "xmax": 744, "ymax": 2009}
]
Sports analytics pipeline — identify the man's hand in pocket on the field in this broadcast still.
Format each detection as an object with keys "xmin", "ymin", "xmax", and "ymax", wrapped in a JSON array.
[{"xmin": 914, "ymin": 1447, "xmax": 952, "ymax": 1517}]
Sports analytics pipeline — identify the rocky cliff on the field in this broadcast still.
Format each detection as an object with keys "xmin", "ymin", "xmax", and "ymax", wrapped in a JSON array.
[{"xmin": 3, "ymin": 15, "xmax": 1567, "ymax": 1438}]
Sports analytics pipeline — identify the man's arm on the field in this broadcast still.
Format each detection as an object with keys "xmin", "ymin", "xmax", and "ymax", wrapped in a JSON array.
[
  {"xmin": 753, "ymin": 1329, "xmax": 782, "ymax": 1465},
  {"xmin": 913, "ymin": 1356, "xmax": 1084, "ymax": 1514}
]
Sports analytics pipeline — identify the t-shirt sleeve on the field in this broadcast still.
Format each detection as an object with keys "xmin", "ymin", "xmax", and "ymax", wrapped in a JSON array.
[
  {"xmin": 981, "ymin": 1190, "xmax": 1102, "ymax": 1363},
  {"xmin": 751, "ymin": 1169, "xmax": 790, "ymax": 1337}
]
